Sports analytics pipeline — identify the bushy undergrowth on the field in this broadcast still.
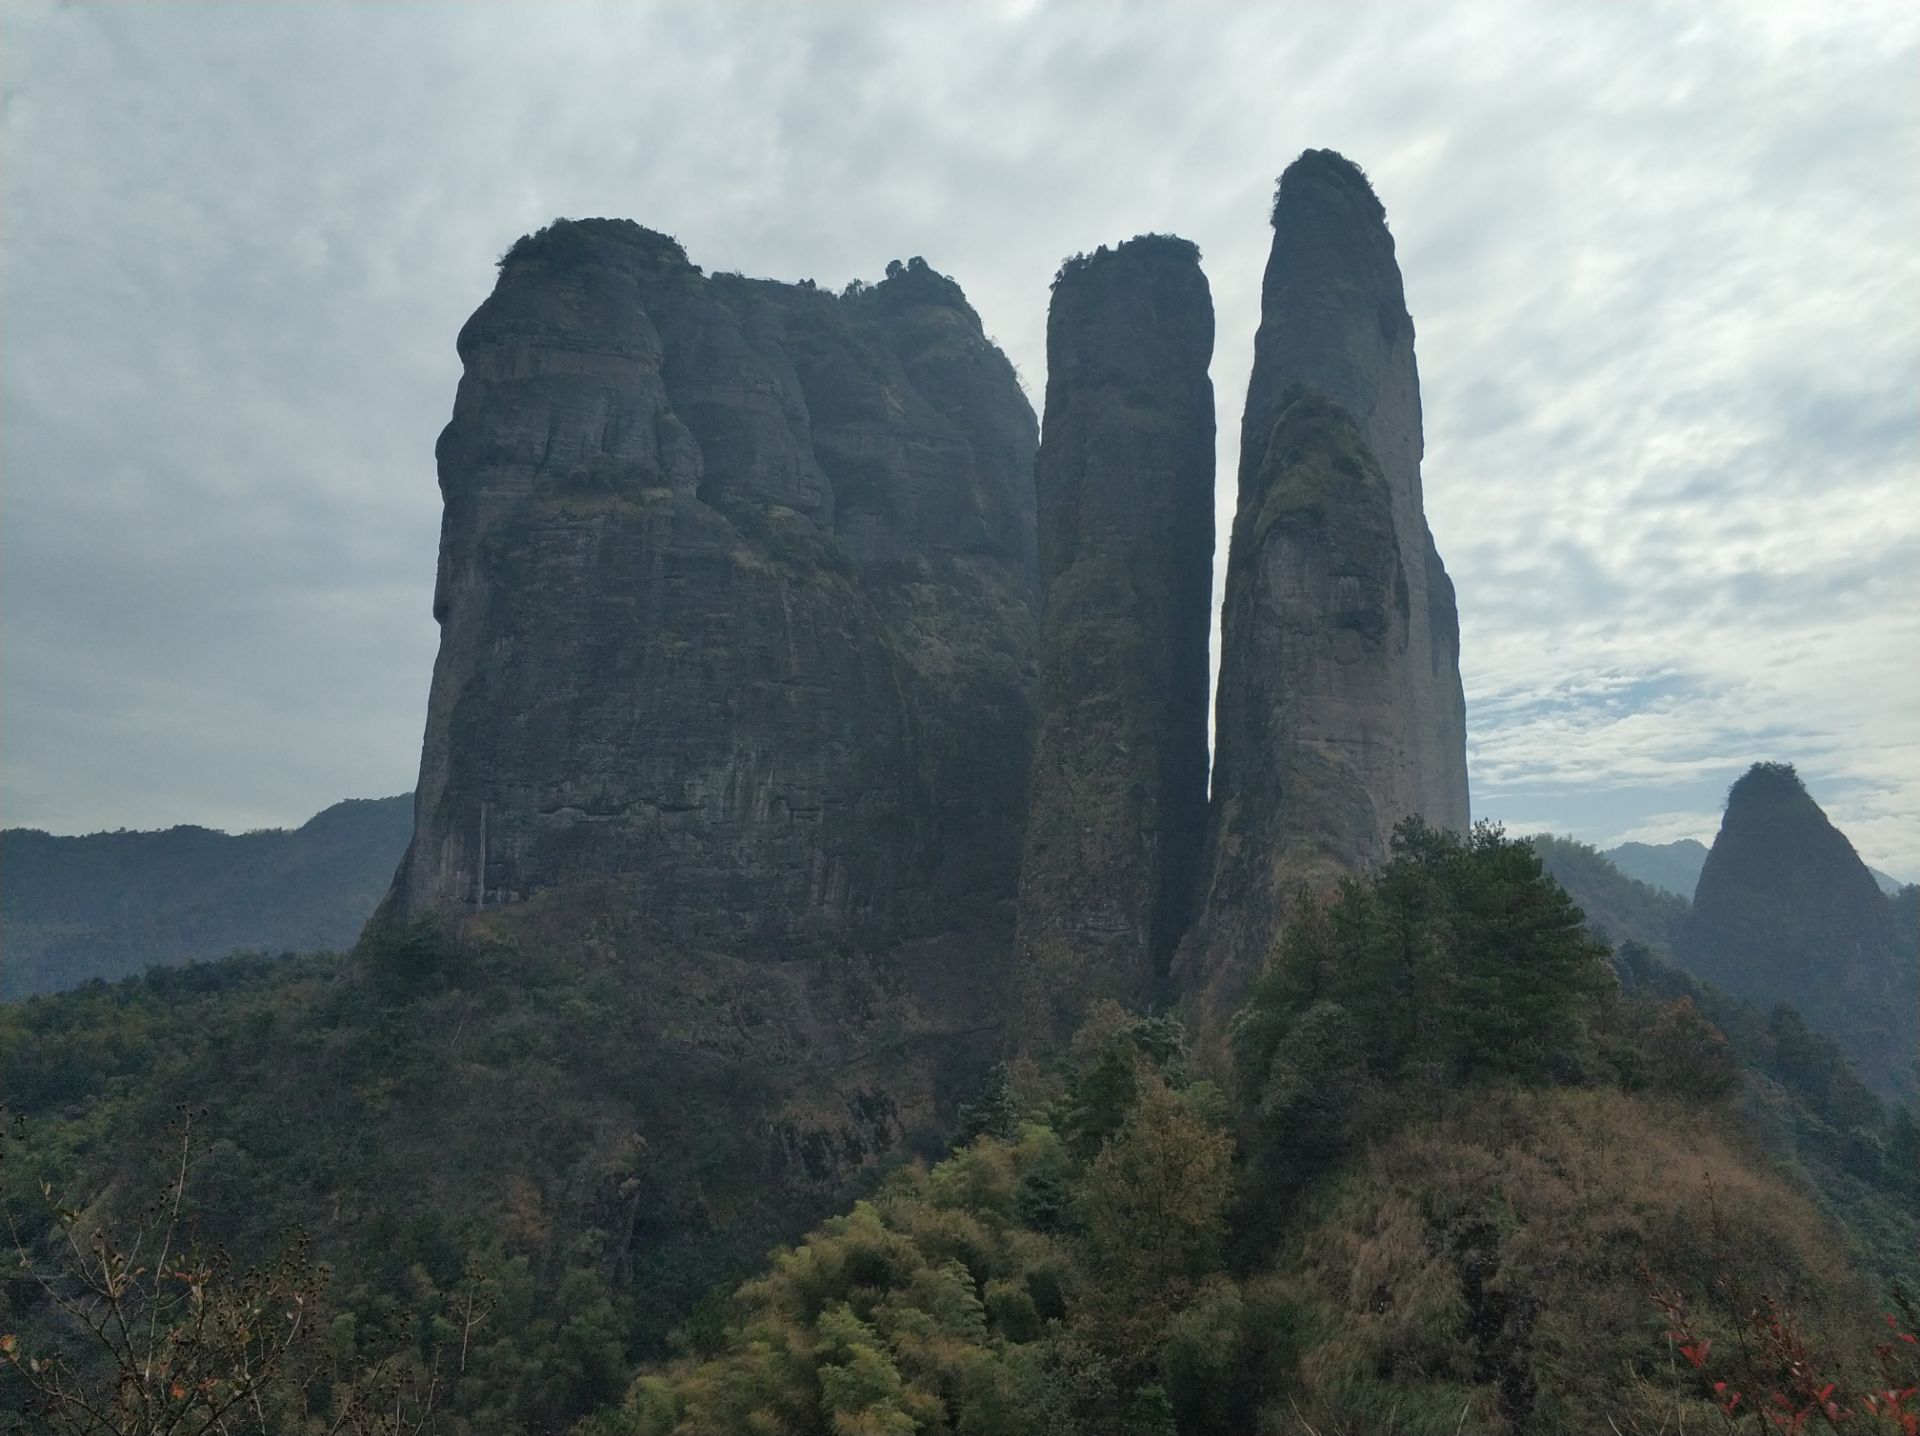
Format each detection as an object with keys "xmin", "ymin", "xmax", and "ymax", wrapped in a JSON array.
[{"xmin": 595, "ymin": 822, "xmax": 1916, "ymax": 1435}]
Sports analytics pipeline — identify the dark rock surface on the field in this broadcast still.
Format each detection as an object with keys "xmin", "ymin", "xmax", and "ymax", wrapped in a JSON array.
[
  {"xmin": 1011, "ymin": 235, "xmax": 1215, "ymax": 1050},
  {"xmin": 1177, "ymin": 151, "xmax": 1471, "ymax": 1031},
  {"xmin": 380, "ymin": 223, "xmax": 1039, "ymax": 959},
  {"xmin": 1678, "ymin": 762, "xmax": 1917, "ymax": 1100}
]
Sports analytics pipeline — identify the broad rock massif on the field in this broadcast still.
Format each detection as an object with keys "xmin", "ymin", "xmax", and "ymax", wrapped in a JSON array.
[
  {"xmin": 1011, "ymin": 235, "xmax": 1216, "ymax": 1048},
  {"xmin": 369, "ymin": 226, "xmax": 1045, "ymax": 1265},
  {"xmin": 1177, "ymin": 149, "xmax": 1470, "ymax": 1029},
  {"xmin": 1679, "ymin": 762, "xmax": 1918, "ymax": 1100},
  {"xmin": 381, "ymin": 223, "xmax": 1038, "ymax": 959}
]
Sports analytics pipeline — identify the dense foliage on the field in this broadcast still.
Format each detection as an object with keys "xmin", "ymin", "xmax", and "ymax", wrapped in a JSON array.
[
  {"xmin": 1529, "ymin": 833, "xmax": 1690, "ymax": 956},
  {"xmin": 592, "ymin": 822, "xmax": 1916, "ymax": 1435},
  {"xmin": 3, "ymin": 905, "xmax": 945, "ymax": 1435},
  {"xmin": 5, "ymin": 821, "xmax": 1913, "ymax": 1435}
]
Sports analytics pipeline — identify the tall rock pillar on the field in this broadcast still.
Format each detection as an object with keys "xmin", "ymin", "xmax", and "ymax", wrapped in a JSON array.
[
  {"xmin": 1178, "ymin": 150, "xmax": 1470, "ymax": 1033},
  {"xmin": 1012, "ymin": 236, "xmax": 1216, "ymax": 1050}
]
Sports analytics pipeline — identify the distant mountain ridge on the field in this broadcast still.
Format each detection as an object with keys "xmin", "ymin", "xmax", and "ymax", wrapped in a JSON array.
[
  {"xmin": 1607, "ymin": 835, "xmax": 1909, "ymax": 900},
  {"xmin": 1, "ymin": 795, "xmax": 413, "ymax": 999}
]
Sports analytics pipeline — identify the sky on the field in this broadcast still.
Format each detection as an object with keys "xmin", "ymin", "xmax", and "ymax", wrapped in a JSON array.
[{"xmin": 3, "ymin": 1, "xmax": 1916, "ymax": 877}]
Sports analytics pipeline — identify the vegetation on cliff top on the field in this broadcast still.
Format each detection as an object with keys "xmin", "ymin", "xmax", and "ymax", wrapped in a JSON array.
[
  {"xmin": 1051, "ymin": 233, "xmax": 1203, "ymax": 290},
  {"xmin": 498, "ymin": 218, "xmax": 692, "ymax": 272}
]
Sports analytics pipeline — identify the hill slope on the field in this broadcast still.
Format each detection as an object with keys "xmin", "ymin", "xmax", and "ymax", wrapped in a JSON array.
[
  {"xmin": 0, "ymin": 795, "xmax": 413, "ymax": 998},
  {"xmin": 1530, "ymin": 834, "xmax": 1689, "ymax": 956},
  {"xmin": 6, "ymin": 820, "xmax": 1911, "ymax": 1436}
]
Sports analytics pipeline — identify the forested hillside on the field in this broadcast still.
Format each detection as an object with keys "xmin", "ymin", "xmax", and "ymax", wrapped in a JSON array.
[
  {"xmin": 0, "ymin": 796, "xmax": 412, "ymax": 998},
  {"xmin": 5, "ymin": 822, "xmax": 1913, "ymax": 1435},
  {"xmin": 1531, "ymin": 834, "xmax": 1690, "ymax": 955},
  {"xmin": 591, "ymin": 822, "xmax": 1920, "ymax": 1435}
]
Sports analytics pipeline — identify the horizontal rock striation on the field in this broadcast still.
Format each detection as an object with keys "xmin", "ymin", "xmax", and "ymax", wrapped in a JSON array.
[
  {"xmin": 1012, "ymin": 235, "xmax": 1216, "ymax": 1050},
  {"xmin": 381, "ymin": 222, "xmax": 1038, "ymax": 957},
  {"xmin": 1179, "ymin": 150, "xmax": 1471, "ymax": 1030}
]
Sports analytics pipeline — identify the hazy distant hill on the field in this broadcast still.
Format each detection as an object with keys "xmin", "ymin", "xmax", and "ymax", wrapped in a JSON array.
[
  {"xmin": 1603, "ymin": 837, "xmax": 1711, "ymax": 898},
  {"xmin": 1, "ymin": 795, "xmax": 412, "ymax": 998},
  {"xmin": 1608, "ymin": 835, "xmax": 1909, "ymax": 899},
  {"xmin": 1532, "ymin": 834, "xmax": 1691, "ymax": 956}
]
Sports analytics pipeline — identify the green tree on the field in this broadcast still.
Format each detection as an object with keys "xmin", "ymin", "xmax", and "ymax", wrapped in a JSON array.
[{"xmin": 1073, "ymin": 1077, "xmax": 1233, "ymax": 1372}]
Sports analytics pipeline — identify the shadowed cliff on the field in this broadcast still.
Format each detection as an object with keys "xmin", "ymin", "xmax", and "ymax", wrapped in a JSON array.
[
  {"xmin": 380, "ymin": 223, "xmax": 1038, "ymax": 962},
  {"xmin": 1011, "ymin": 235, "xmax": 1215, "ymax": 1050}
]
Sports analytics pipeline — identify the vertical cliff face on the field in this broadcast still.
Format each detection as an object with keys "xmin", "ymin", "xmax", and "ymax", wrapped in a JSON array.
[
  {"xmin": 1011, "ymin": 236, "xmax": 1216, "ymax": 1050},
  {"xmin": 1679, "ymin": 763, "xmax": 1917, "ymax": 1100},
  {"xmin": 385, "ymin": 222, "xmax": 1038, "ymax": 957},
  {"xmin": 1178, "ymin": 151, "xmax": 1470, "ymax": 1028}
]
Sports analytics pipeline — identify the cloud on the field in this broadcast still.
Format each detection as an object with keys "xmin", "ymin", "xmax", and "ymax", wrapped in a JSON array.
[{"xmin": 2, "ymin": 0, "xmax": 1915, "ymax": 875}]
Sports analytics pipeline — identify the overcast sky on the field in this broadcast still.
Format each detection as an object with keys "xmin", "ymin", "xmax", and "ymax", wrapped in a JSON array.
[{"xmin": 3, "ymin": 1, "xmax": 1916, "ymax": 877}]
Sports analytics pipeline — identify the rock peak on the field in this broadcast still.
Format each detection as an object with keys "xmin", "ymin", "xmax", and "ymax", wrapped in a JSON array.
[
  {"xmin": 384, "ymin": 227, "xmax": 1039, "ymax": 958},
  {"xmin": 1680, "ymin": 762, "xmax": 1914, "ymax": 1101},
  {"xmin": 1175, "ymin": 155, "xmax": 1468, "ymax": 1039},
  {"xmin": 1273, "ymin": 148, "xmax": 1388, "ymax": 227},
  {"xmin": 497, "ymin": 217, "xmax": 692, "ymax": 272}
]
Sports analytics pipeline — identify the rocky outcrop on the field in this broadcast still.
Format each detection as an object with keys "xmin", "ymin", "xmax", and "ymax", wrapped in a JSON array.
[
  {"xmin": 1177, "ymin": 151, "xmax": 1470, "ymax": 1029},
  {"xmin": 1678, "ymin": 762, "xmax": 1917, "ymax": 1100},
  {"xmin": 381, "ymin": 222, "xmax": 1038, "ymax": 959},
  {"xmin": 1011, "ymin": 236, "xmax": 1215, "ymax": 1050}
]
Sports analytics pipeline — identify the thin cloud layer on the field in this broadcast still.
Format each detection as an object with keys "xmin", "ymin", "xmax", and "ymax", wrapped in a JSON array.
[{"xmin": 2, "ymin": 1, "xmax": 1915, "ymax": 874}]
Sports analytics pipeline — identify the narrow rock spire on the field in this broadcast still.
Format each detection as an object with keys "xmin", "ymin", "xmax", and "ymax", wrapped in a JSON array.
[
  {"xmin": 1012, "ymin": 235, "xmax": 1216, "ymax": 1050},
  {"xmin": 1177, "ymin": 152, "xmax": 1470, "ymax": 1035}
]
